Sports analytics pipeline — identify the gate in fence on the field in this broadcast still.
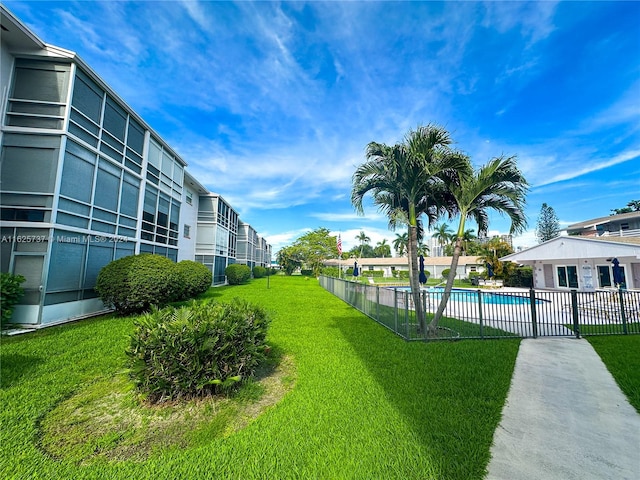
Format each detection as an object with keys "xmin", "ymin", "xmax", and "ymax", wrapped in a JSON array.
[{"xmin": 319, "ymin": 276, "xmax": 640, "ymax": 341}]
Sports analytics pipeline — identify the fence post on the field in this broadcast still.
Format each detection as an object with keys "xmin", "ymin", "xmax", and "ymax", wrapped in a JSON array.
[
  {"xmin": 570, "ymin": 290, "xmax": 580, "ymax": 339},
  {"xmin": 394, "ymin": 288, "xmax": 398, "ymax": 334},
  {"xmin": 529, "ymin": 288, "xmax": 538, "ymax": 339},
  {"xmin": 405, "ymin": 291, "xmax": 410, "ymax": 339},
  {"xmin": 375, "ymin": 285, "xmax": 380, "ymax": 322},
  {"xmin": 477, "ymin": 289, "xmax": 484, "ymax": 339},
  {"xmin": 619, "ymin": 287, "xmax": 629, "ymax": 335}
]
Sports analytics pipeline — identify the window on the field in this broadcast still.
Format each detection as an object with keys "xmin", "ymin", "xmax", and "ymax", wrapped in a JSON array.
[
  {"xmin": 597, "ymin": 265, "xmax": 612, "ymax": 288},
  {"xmin": 621, "ymin": 222, "xmax": 630, "ymax": 231},
  {"xmin": 72, "ymin": 70, "xmax": 103, "ymax": 123},
  {"xmin": 184, "ymin": 224, "xmax": 191, "ymax": 238},
  {"xmin": 1, "ymin": 134, "xmax": 60, "ymax": 194},
  {"xmin": 557, "ymin": 265, "xmax": 578, "ymax": 289},
  {"xmin": 94, "ymin": 159, "xmax": 120, "ymax": 212},
  {"xmin": 186, "ymin": 190, "xmax": 193, "ymax": 205}
]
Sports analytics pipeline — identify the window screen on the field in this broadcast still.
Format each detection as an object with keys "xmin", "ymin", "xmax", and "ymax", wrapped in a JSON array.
[{"xmin": 71, "ymin": 71, "xmax": 103, "ymax": 122}]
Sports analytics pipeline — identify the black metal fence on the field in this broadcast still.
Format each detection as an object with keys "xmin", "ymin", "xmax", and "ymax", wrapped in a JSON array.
[{"xmin": 319, "ymin": 276, "xmax": 640, "ymax": 341}]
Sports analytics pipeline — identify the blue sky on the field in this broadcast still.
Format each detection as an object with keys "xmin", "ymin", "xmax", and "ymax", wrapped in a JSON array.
[{"xmin": 7, "ymin": 1, "xmax": 640, "ymax": 255}]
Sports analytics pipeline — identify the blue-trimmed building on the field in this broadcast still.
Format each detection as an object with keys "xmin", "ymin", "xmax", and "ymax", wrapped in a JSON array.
[{"xmin": 0, "ymin": 6, "xmax": 271, "ymax": 327}]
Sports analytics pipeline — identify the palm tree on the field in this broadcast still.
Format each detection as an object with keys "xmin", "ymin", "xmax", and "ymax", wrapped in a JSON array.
[
  {"xmin": 460, "ymin": 228, "xmax": 477, "ymax": 255},
  {"xmin": 374, "ymin": 239, "xmax": 391, "ymax": 258},
  {"xmin": 429, "ymin": 155, "xmax": 528, "ymax": 334},
  {"xmin": 356, "ymin": 231, "xmax": 371, "ymax": 258},
  {"xmin": 431, "ymin": 223, "xmax": 453, "ymax": 256},
  {"xmin": 393, "ymin": 232, "xmax": 408, "ymax": 257},
  {"xmin": 352, "ymin": 124, "xmax": 470, "ymax": 332},
  {"xmin": 416, "ymin": 242, "xmax": 430, "ymax": 257}
]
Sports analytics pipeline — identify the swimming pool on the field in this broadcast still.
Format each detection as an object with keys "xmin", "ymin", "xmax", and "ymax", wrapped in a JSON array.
[{"xmin": 391, "ymin": 287, "xmax": 544, "ymax": 305}]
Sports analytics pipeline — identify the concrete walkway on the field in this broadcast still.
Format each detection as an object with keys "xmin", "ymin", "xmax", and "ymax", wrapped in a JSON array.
[{"xmin": 486, "ymin": 337, "xmax": 640, "ymax": 480}]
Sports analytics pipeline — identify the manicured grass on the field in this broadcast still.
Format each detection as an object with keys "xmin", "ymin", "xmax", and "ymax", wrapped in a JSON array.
[
  {"xmin": 1, "ymin": 276, "xmax": 520, "ymax": 479},
  {"xmin": 586, "ymin": 335, "xmax": 640, "ymax": 413}
]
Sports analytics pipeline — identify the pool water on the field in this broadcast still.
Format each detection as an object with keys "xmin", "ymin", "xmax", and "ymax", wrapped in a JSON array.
[{"xmin": 392, "ymin": 287, "xmax": 541, "ymax": 305}]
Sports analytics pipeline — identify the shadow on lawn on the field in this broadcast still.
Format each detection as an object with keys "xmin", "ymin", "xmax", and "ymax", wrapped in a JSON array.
[
  {"xmin": 332, "ymin": 313, "xmax": 520, "ymax": 479},
  {"xmin": 0, "ymin": 353, "xmax": 43, "ymax": 389}
]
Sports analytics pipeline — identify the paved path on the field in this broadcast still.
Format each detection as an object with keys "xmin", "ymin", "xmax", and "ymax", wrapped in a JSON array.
[{"xmin": 486, "ymin": 337, "xmax": 640, "ymax": 480}]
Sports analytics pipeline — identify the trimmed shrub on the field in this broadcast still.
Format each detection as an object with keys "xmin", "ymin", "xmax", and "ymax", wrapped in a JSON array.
[
  {"xmin": 441, "ymin": 268, "xmax": 451, "ymax": 279},
  {"xmin": 1, "ymin": 272, "xmax": 25, "ymax": 327},
  {"xmin": 300, "ymin": 269, "xmax": 313, "ymax": 277},
  {"xmin": 362, "ymin": 270, "xmax": 385, "ymax": 278},
  {"xmin": 252, "ymin": 266, "xmax": 267, "ymax": 279},
  {"xmin": 320, "ymin": 266, "xmax": 339, "ymax": 278},
  {"xmin": 225, "ymin": 264, "xmax": 251, "ymax": 285},
  {"xmin": 126, "ymin": 299, "xmax": 270, "ymax": 401},
  {"xmin": 96, "ymin": 254, "xmax": 177, "ymax": 315},
  {"xmin": 174, "ymin": 260, "xmax": 212, "ymax": 300},
  {"xmin": 505, "ymin": 266, "xmax": 533, "ymax": 288}
]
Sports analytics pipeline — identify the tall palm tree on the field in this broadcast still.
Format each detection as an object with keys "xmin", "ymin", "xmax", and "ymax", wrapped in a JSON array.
[
  {"xmin": 356, "ymin": 231, "xmax": 371, "ymax": 258},
  {"xmin": 460, "ymin": 228, "xmax": 477, "ymax": 255},
  {"xmin": 431, "ymin": 223, "xmax": 453, "ymax": 256},
  {"xmin": 352, "ymin": 124, "xmax": 470, "ymax": 332},
  {"xmin": 393, "ymin": 232, "xmax": 408, "ymax": 257},
  {"xmin": 374, "ymin": 239, "xmax": 391, "ymax": 258},
  {"xmin": 428, "ymin": 155, "xmax": 528, "ymax": 334}
]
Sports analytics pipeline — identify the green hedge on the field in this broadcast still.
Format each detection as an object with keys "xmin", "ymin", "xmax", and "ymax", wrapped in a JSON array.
[
  {"xmin": 126, "ymin": 299, "xmax": 270, "ymax": 402},
  {"xmin": 1, "ymin": 272, "xmax": 25, "ymax": 327},
  {"xmin": 225, "ymin": 264, "xmax": 251, "ymax": 285},
  {"xmin": 505, "ymin": 266, "xmax": 533, "ymax": 288},
  {"xmin": 174, "ymin": 260, "xmax": 212, "ymax": 300},
  {"xmin": 300, "ymin": 269, "xmax": 314, "ymax": 277},
  {"xmin": 96, "ymin": 254, "xmax": 178, "ymax": 315},
  {"xmin": 362, "ymin": 270, "xmax": 385, "ymax": 277},
  {"xmin": 252, "ymin": 266, "xmax": 267, "ymax": 278}
]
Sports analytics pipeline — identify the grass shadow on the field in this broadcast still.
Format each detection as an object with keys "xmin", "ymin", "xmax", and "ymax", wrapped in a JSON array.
[
  {"xmin": 332, "ymin": 312, "xmax": 520, "ymax": 479},
  {"xmin": 0, "ymin": 353, "xmax": 44, "ymax": 389}
]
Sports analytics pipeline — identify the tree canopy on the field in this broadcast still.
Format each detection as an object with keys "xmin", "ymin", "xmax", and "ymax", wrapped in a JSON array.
[{"xmin": 536, "ymin": 203, "xmax": 561, "ymax": 243}]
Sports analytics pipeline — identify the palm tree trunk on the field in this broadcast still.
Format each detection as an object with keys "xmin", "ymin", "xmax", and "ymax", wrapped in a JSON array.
[
  {"xmin": 407, "ymin": 224, "xmax": 425, "ymax": 333},
  {"xmin": 428, "ymin": 236, "xmax": 463, "ymax": 334}
]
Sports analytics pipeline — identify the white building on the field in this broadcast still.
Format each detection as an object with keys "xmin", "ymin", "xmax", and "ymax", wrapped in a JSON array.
[
  {"xmin": 0, "ymin": 6, "xmax": 270, "ymax": 327},
  {"xmin": 501, "ymin": 236, "xmax": 640, "ymax": 291}
]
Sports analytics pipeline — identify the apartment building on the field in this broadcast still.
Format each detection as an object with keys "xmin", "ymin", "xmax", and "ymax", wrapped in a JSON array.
[{"xmin": 0, "ymin": 7, "xmax": 270, "ymax": 327}]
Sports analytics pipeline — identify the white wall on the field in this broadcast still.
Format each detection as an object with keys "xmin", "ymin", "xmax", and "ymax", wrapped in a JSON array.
[{"xmin": 178, "ymin": 187, "xmax": 198, "ymax": 261}]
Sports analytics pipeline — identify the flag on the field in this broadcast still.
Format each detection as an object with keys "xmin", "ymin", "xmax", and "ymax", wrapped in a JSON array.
[{"xmin": 337, "ymin": 234, "xmax": 342, "ymax": 256}]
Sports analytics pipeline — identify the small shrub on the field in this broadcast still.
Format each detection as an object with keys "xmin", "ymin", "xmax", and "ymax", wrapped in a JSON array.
[
  {"xmin": 441, "ymin": 268, "xmax": 451, "ymax": 279},
  {"xmin": 96, "ymin": 254, "xmax": 177, "ymax": 315},
  {"xmin": 174, "ymin": 260, "xmax": 212, "ymax": 300},
  {"xmin": 505, "ymin": 266, "xmax": 533, "ymax": 288},
  {"xmin": 300, "ymin": 269, "xmax": 313, "ymax": 277},
  {"xmin": 225, "ymin": 264, "xmax": 251, "ymax": 285},
  {"xmin": 126, "ymin": 299, "xmax": 270, "ymax": 401},
  {"xmin": 252, "ymin": 266, "xmax": 267, "ymax": 279},
  {"xmin": 1, "ymin": 272, "xmax": 25, "ymax": 327},
  {"xmin": 320, "ymin": 267, "xmax": 339, "ymax": 278}
]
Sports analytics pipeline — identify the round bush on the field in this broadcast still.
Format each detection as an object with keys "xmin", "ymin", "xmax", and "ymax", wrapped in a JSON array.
[
  {"xmin": 1, "ymin": 272, "xmax": 25, "ymax": 327},
  {"xmin": 174, "ymin": 260, "xmax": 212, "ymax": 300},
  {"xmin": 96, "ymin": 254, "xmax": 177, "ymax": 315},
  {"xmin": 126, "ymin": 299, "xmax": 270, "ymax": 401},
  {"xmin": 225, "ymin": 264, "xmax": 251, "ymax": 285},
  {"xmin": 252, "ymin": 266, "xmax": 267, "ymax": 279}
]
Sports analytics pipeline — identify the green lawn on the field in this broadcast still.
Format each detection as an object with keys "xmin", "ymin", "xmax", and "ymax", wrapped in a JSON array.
[
  {"xmin": 1, "ymin": 276, "xmax": 521, "ymax": 479},
  {"xmin": 586, "ymin": 335, "xmax": 640, "ymax": 412}
]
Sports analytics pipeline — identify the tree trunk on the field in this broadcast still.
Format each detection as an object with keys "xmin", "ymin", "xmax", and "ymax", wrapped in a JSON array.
[
  {"xmin": 408, "ymin": 224, "xmax": 425, "ymax": 333},
  {"xmin": 428, "ymin": 236, "xmax": 463, "ymax": 335}
]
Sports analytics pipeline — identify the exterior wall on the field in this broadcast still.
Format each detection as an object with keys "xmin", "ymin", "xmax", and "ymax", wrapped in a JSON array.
[
  {"xmin": 0, "ymin": 8, "xmax": 271, "ymax": 327},
  {"xmin": 177, "ymin": 185, "xmax": 198, "ymax": 261},
  {"xmin": 195, "ymin": 194, "xmax": 239, "ymax": 285},
  {"xmin": 530, "ymin": 258, "xmax": 638, "ymax": 291}
]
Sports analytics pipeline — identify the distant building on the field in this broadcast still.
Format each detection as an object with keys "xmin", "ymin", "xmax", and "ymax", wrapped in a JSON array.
[
  {"xmin": 0, "ymin": 6, "xmax": 270, "ymax": 327},
  {"xmin": 502, "ymin": 236, "xmax": 640, "ymax": 291},
  {"xmin": 566, "ymin": 212, "xmax": 640, "ymax": 238}
]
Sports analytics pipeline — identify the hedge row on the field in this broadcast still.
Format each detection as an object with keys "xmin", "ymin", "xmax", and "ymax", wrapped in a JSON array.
[{"xmin": 96, "ymin": 254, "xmax": 212, "ymax": 315}]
